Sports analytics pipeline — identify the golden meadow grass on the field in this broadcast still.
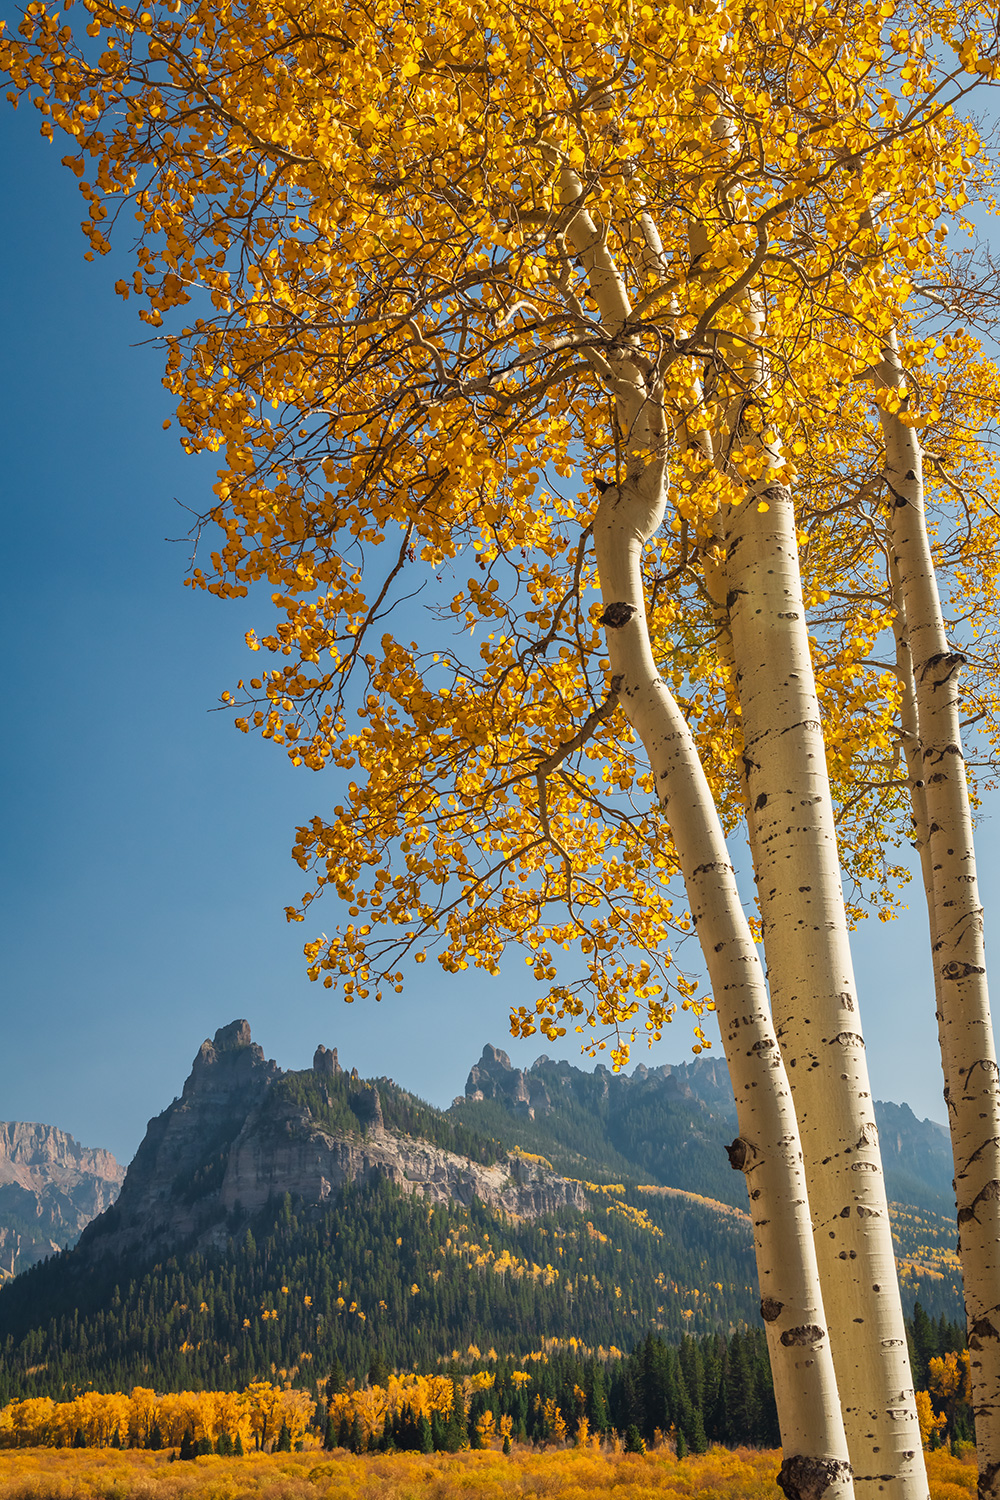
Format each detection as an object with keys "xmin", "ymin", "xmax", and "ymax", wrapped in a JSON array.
[{"xmin": 0, "ymin": 1446, "xmax": 977, "ymax": 1500}]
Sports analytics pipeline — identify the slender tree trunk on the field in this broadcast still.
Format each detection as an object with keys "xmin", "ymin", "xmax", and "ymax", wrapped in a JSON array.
[
  {"xmin": 593, "ymin": 473, "xmax": 854, "ymax": 1500},
  {"xmin": 877, "ymin": 339, "xmax": 1000, "ymax": 1500},
  {"xmin": 558, "ymin": 165, "xmax": 855, "ymax": 1498},
  {"xmin": 889, "ymin": 552, "xmax": 943, "ymax": 1035},
  {"xmin": 720, "ymin": 474, "xmax": 927, "ymax": 1500}
]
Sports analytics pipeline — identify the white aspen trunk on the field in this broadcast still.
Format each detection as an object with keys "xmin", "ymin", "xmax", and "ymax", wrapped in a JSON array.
[
  {"xmin": 888, "ymin": 554, "xmax": 943, "ymax": 1036},
  {"xmin": 721, "ymin": 479, "xmax": 928, "ymax": 1500},
  {"xmin": 877, "ymin": 341, "xmax": 1000, "ymax": 1500},
  {"xmin": 557, "ymin": 165, "xmax": 855, "ymax": 1498},
  {"xmin": 593, "ymin": 475, "xmax": 854, "ymax": 1500}
]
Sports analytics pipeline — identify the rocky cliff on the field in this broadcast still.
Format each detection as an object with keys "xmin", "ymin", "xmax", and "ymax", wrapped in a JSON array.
[
  {"xmin": 0, "ymin": 1122, "xmax": 124, "ymax": 1276},
  {"xmin": 460, "ymin": 1043, "xmax": 955, "ymax": 1212},
  {"xmin": 79, "ymin": 1021, "xmax": 585, "ymax": 1263},
  {"xmin": 464, "ymin": 1043, "xmax": 735, "ymax": 1119}
]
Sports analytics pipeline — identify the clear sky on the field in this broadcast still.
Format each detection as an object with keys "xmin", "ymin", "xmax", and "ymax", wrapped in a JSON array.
[{"xmin": 2, "ymin": 99, "xmax": 996, "ymax": 1167}]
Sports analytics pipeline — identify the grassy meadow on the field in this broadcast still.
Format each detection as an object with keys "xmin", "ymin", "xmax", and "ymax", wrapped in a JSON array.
[{"xmin": 0, "ymin": 1446, "xmax": 978, "ymax": 1500}]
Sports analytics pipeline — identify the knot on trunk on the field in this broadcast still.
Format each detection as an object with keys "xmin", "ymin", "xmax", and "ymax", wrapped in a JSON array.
[
  {"xmin": 941, "ymin": 961, "xmax": 986, "ymax": 981},
  {"xmin": 760, "ymin": 1297, "xmax": 783, "ymax": 1322},
  {"xmin": 777, "ymin": 1454, "xmax": 852, "ymax": 1500},
  {"xmin": 725, "ymin": 1137, "xmax": 757, "ymax": 1172},
  {"xmin": 760, "ymin": 484, "xmax": 792, "ymax": 507},
  {"xmin": 958, "ymin": 1180, "xmax": 1000, "ymax": 1226},
  {"xmin": 598, "ymin": 602, "xmax": 637, "ymax": 630},
  {"xmin": 968, "ymin": 1318, "xmax": 999, "ymax": 1349},
  {"xmin": 920, "ymin": 650, "xmax": 966, "ymax": 685},
  {"xmin": 830, "ymin": 1031, "xmax": 865, "ymax": 1048},
  {"xmin": 980, "ymin": 1461, "xmax": 1000, "ymax": 1497},
  {"xmin": 780, "ymin": 1324, "xmax": 826, "ymax": 1348}
]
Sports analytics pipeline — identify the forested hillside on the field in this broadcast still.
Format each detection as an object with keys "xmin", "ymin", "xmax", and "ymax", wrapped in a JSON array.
[{"xmin": 0, "ymin": 1177, "xmax": 758, "ymax": 1402}]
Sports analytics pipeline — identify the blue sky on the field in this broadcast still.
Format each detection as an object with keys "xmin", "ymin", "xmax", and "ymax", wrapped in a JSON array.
[{"xmin": 1, "ymin": 99, "xmax": 996, "ymax": 1166}]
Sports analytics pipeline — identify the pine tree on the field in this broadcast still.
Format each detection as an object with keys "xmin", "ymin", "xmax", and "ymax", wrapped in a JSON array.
[{"xmin": 327, "ymin": 1358, "xmax": 346, "ymax": 1397}]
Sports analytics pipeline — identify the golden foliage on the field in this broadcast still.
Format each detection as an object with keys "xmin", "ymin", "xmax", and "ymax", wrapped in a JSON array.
[
  {"xmin": 3, "ymin": 0, "xmax": 999, "ymax": 1065},
  {"xmin": 916, "ymin": 1390, "xmax": 949, "ymax": 1450}
]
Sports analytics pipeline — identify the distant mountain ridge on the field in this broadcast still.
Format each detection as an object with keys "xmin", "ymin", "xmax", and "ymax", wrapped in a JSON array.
[
  {"xmin": 0, "ymin": 1022, "xmax": 765, "ymax": 1399},
  {"xmin": 0, "ymin": 1121, "xmax": 124, "ymax": 1277},
  {"xmin": 459, "ymin": 1043, "xmax": 955, "ymax": 1214}
]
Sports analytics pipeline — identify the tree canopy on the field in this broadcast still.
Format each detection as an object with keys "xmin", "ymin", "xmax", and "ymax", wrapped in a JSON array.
[{"xmin": 6, "ymin": 0, "xmax": 997, "ymax": 1061}]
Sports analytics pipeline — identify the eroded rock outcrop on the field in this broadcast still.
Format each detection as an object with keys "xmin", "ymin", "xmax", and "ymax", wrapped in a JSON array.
[
  {"xmin": 465, "ymin": 1044, "xmax": 553, "ymax": 1118},
  {"xmin": 79, "ymin": 1020, "xmax": 279, "ymax": 1260},
  {"xmin": 217, "ymin": 1096, "xmax": 584, "ymax": 1236},
  {"xmin": 313, "ymin": 1044, "xmax": 341, "ymax": 1077}
]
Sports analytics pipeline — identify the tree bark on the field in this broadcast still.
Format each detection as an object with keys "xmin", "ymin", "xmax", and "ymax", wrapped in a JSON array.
[
  {"xmin": 721, "ymin": 477, "xmax": 927, "ymax": 1500},
  {"xmin": 593, "ymin": 474, "xmax": 854, "ymax": 1499},
  {"xmin": 877, "ymin": 339, "xmax": 1000, "ymax": 1500}
]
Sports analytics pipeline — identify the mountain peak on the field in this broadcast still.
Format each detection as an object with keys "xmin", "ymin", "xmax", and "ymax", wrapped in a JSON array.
[
  {"xmin": 480, "ymin": 1043, "xmax": 513, "ymax": 1071},
  {"xmin": 213, "ymin": 1019, "xmax": 253, "ymax": 1051},
  {"xmin": 185, "ymin": 1014, "xmax": 274, "ymax": 1098}
]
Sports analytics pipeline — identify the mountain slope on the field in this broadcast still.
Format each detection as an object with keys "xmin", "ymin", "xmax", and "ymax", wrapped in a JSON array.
[
  {"xmin": 454, "ymin": 1044, "xmax": 956, "ymax": 1213},
  {"xmin": 0, "ymin": 1024, "xmax": 962, "ymax": 1403}
]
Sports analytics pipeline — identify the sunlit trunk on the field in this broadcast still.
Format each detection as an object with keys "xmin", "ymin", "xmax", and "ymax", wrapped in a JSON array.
[
  {"xmin": 877, "ymin": 339, "xmax": 1000, "ymax": 1500},
  {"xmin": 593, "ymin": 473, "xmax": 854, "ymax": 1500},
  {"xmin": 558, "ymin": 161, "xmax": 856, "ymax": 1498},
  {"xmin": 719, "ymin": 472, "xmax": 926, "ymax": 1500}
]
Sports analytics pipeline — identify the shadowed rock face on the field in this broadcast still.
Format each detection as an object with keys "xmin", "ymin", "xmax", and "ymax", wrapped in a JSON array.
[
  {"xmin": 464, "ymin": 1044, "xmax": 739, "ymax": 1122},
  {"xmin": 0, "ymin": 1123, "xmax": 125, "ymax": 1276},
  {"xmin": 465, "ymin": 1045, "xmax": 554, "ymax": 1119},
  {"xmin": 313, "ymin": 1044, "xmax": 341, "ymax": 1077},
  {"xmin": 76, "ymin": 1022, "xmax": 585, "ymax": 1264}
]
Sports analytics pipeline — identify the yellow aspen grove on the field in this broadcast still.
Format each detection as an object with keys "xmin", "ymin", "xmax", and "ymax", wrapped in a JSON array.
[
  {"xmin": 3, "ymin": 1, "xmax": 998, "ymax": 1496},
  {"xmin": 876, "ymin": 337, "xmax": 1000, "ymax": 1498}
]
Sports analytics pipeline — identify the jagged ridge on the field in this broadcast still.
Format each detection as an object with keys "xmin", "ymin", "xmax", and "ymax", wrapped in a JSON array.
[{"xmin": 79, "ymin": 1022, "xmax": 585, "ymax": 1264}]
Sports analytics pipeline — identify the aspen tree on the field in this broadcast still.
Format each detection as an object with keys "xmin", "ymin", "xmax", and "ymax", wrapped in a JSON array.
[
  {"xmin": 875, "ymin": 337, "xmax": 1000, "ymax": 1500},
  {"xmin": 722, "ymin": 470, "xmax": 925, "ymax": 1500},
  {"xmin": 3, "ymin": 4, "xmax": 998, "ymax": 1495},
  {"xmin": 670, "ymin": 191, "xmax": 924, "ymax": 1487},
  {"xmin": 561, "ymin": 167, "xmax": 853, "ymax": 1499}
]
